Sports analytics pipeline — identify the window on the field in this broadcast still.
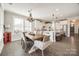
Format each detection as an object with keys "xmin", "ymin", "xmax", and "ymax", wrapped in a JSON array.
[
  {"xmin": 13, "ymin": 17, "xmax": 32, "ymax": 32},
  {"xmin": 25, "ymin": 20, "xmax": 32, "ymax": 32},
  {"xmin": 14, "ymin": 18, "xmax": 23, "ymax": 32}
]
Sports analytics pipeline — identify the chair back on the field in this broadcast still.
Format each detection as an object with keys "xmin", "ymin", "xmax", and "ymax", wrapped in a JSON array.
[
  {"xmin": 22, "ymin": 32, "xmax": 26, "ymax": 42},
  {"xmin": 23, "ymin": 32, "xmax": 33, "ymax": 42},
  {"xmin": 43, "ymin": 35, "xmax": 49, "ymax": 42}
]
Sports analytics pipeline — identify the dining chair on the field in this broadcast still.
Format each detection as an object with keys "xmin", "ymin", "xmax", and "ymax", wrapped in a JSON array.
[
  {"xmin": 28, "ymin": 35, "xmax": 52, "ymax": 56},
  {"xmin": 21, "ymin": 32, "xmax": 34, "ymax": 52}
]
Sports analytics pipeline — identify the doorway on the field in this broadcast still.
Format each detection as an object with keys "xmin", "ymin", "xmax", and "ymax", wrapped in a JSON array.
[{"xmin": 70, "ymin": 24, "xmax": 74, "ymax": 36}]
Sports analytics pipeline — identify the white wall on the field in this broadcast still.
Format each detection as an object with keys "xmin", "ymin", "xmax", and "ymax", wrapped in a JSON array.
[{"xmin": 0, "ymin": 5, "xmax": 4, "ymax": 54}]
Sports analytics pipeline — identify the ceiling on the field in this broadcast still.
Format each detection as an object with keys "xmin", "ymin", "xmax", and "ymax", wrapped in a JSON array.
[{"xmin": 2, "ymin": 3, "xmax": 79, "ymax": 21}]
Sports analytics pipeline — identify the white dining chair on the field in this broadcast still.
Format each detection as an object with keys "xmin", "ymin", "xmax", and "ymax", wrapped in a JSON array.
[{"xmin": 28, "ymin": 35, "xmax": 52, "ymax": 56}]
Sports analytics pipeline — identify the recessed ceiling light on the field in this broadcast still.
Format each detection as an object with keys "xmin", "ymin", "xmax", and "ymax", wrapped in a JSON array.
[{"xmin": 56, "ymin": 9, "xmax": 59, "ymax": 11}]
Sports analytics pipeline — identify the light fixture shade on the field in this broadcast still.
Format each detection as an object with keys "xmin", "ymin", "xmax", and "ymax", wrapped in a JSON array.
[{"xmin": 27, "ymin": 17, "xmax": 33, "ymax": 22}]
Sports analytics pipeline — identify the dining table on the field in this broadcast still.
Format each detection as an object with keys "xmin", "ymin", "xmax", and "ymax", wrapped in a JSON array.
[{"xmin": 25, "ymin": 33, "xmax": 44, "ymax": 41}]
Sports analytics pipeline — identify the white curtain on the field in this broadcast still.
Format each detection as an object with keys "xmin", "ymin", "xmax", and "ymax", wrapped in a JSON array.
[
  {"xmin": 13, "ymin": 17, "xmax": 24, "ymax": 41},
  {"xmin": 12, "ymin": 16, "xmax": 32, "ymax": 41}
]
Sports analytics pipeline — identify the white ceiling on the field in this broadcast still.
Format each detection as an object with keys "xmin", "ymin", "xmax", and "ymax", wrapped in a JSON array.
[{"xmin": 2, "ymin": 3, "xmax": 79, "ymax": 21}]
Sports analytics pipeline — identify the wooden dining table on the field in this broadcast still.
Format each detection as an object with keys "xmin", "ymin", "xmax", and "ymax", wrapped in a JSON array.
[{"xmin": 25, "ymin": 33, "xmax": 44, "ymax": 41}]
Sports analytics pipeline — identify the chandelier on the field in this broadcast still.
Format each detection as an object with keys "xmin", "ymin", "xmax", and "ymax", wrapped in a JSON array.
[{"xmin": 27, "ymin": 9, "xmax": 34, "ymax": 22}]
